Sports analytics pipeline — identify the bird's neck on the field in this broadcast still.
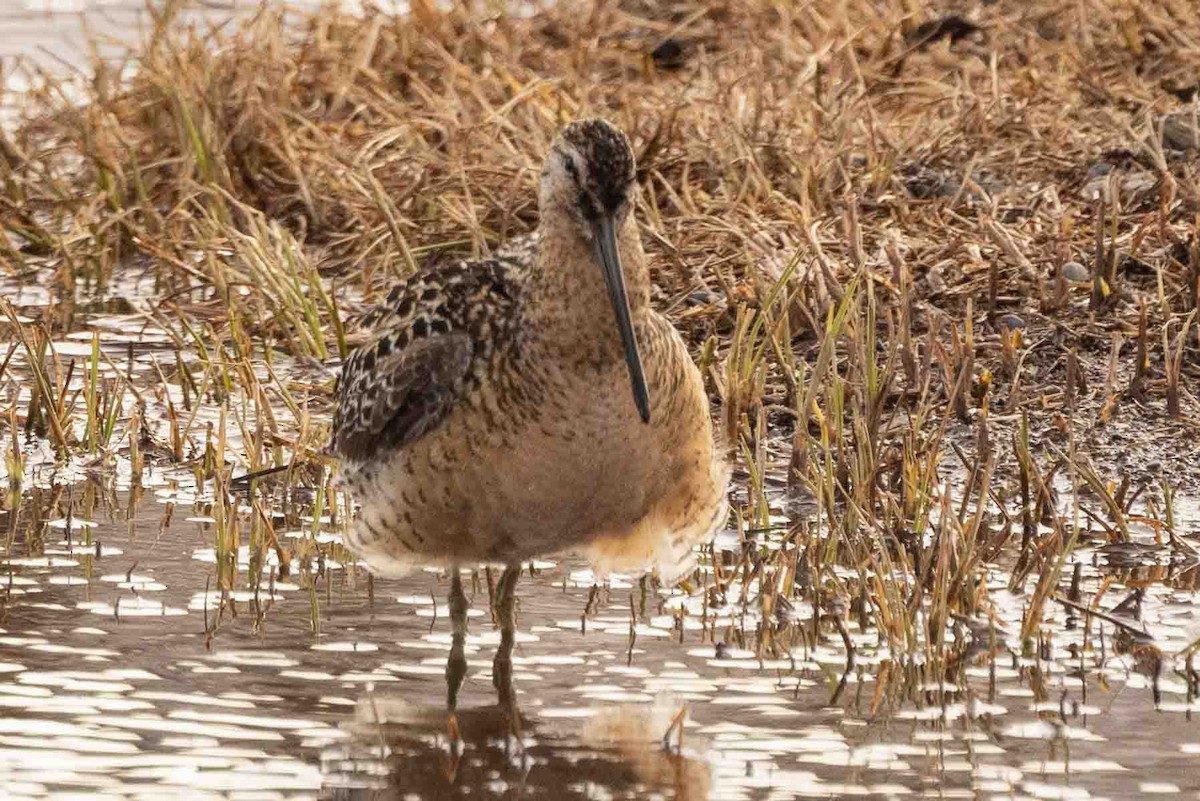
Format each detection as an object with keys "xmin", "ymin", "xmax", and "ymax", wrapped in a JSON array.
[{"xmin": 527, "ymin": 211, "xmax": 650, "ymax": 339}]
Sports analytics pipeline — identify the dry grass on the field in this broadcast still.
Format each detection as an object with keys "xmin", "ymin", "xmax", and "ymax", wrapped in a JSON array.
[{"xmin": 2, "ymin": 0, "xmax": 1200, "ymax": 665}]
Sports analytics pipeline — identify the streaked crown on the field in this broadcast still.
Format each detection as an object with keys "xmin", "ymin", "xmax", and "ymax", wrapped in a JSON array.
[{"xmin": 549, "ymin": 118, "xmax": 636, "ymax": 220}]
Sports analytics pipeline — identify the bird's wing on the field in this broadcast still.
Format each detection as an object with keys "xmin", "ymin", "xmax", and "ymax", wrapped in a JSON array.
[
  {"xmin": 331, "ymin": 331, "xmax": 473, "ymax": 462},
  {"xmin": 330, "ymin": 258, "xmax": 522, "ymax": 464},
  {"xmin": 493, "ymin": 230, "xmax": 541, "ymax": 266}
]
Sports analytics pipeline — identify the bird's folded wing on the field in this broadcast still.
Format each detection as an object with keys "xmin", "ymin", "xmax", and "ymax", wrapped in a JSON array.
[{"xmin": 330, "ymin": 332, "xmax": 473, "ymax": 462}]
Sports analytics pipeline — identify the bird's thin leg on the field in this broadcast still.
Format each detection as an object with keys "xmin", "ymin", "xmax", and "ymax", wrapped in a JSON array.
[
  {"xmin": 446, "ymin": 567, "xmax": 469, "ymax": 727},
  {"xmin": 492, "ymin": 563, "xmax": 521, "ymax": 730},
  {"xmin": 444, "ymin": 570, "xmax": 467, "ymax": 784}
]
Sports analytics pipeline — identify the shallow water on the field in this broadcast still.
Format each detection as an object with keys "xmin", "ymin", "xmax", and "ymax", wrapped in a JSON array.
[{"xmin": 4, "ymin": 483, "xmax": 1200, "ymax": 799}]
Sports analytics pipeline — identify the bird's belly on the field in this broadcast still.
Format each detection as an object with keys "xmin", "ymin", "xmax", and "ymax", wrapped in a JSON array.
[
  {"xmin": 341, "ymin": 398, "xmax": 650, "ymax": 568},
  {"xmin": 483, "ymin": 443, "xmax": 649, "ymax": 549},
  {"xmin": 459, "ymin": 400, "xmax": 656, "ymax": 557},
  {"xmin": 341, "ymin": 343, "xmax": 727, "ymax": 575},
  {"xmin": 460, "ymin": 361, "xmax": 725, "ymax": 569}
]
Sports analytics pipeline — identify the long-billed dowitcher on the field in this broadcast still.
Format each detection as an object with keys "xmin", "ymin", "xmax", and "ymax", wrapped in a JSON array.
[{"xmin": 330, "ymin": 118, "xmax": 728, "ymax": 708}]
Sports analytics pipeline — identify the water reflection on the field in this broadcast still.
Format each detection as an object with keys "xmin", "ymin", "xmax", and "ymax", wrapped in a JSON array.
[{"xmin": 332, "ymin": 695, "xmax": 711, "ymax": 799}]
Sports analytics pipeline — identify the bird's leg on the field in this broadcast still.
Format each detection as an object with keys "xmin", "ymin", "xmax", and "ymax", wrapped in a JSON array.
[
  {"xmin": 492, "ymin": 563, "xmax": 521, "ymax": 738},
  {"xmin": 445, "ymin": 567, "xmax": 468, "ymax": 740}
]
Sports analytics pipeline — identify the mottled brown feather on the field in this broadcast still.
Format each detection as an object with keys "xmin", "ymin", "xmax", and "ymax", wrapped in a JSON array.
[
  {"xmin": 331, "ymin": 257, "xmax": 524, "ymax": 464},
  {"xmin": 332, "ymin": 334, "xmax": 471, "ymax": 461}
]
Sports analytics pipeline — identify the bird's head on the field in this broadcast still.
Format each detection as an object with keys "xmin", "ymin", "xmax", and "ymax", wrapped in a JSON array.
[
  {"xmin": 539, "ymin": 118, "xmax": 649, "ymax": 424},
  {"xmin": 540, "ymin": 118, "xmax": 637, "ymax": 228}
]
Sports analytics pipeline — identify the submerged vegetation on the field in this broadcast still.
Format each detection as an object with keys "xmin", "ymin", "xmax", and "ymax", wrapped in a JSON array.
[{"xmin": 2, "ymin": 1, "xmax": 1200, "ymax": 780}]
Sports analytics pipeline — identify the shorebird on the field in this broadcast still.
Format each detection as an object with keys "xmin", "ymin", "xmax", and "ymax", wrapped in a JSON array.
[{"xmin": 330, "ymin": 118, "xmax": 728, "ymax": 709}]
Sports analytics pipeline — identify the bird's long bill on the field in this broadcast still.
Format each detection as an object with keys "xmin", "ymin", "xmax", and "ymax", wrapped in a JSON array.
[{"xmin": 592, "ymin": 215, "xmax": 651, "ymax": 424}]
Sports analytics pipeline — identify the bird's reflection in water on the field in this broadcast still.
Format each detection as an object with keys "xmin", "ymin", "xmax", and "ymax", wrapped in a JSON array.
[
  {"xmin": 328, "ymin": 571, "xmax": 710, "ymax": 799},
  {"xmin": 335, "ymin": 696, "xmax": 711, "ymax": 800}
]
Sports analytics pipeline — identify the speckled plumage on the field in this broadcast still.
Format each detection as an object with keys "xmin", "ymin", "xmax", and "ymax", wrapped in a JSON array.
[
  {"xmin": 331, "ymin": 257, "xmax": 524, "ymax": 463},
  {"xmin": 331, "ymin": 119, "xmax": 728, "ymax": 579}
]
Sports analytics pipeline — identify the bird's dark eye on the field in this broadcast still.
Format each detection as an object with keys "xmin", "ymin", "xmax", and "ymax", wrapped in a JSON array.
[
  {"xmin": 563, "ymin": 156, "xmax": 580, "ymax": 184},
  {"xmin": 577, "ymin": 192, "xmax": 597, "ymax": 220}
]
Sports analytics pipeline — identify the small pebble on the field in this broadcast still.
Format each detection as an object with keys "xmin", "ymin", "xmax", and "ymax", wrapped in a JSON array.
[
  {"xmin": 651, "ymin": 38, "xmax": 688, "ymax": 70},
  {"xmin": 1161, "ymin": 110, "xmax": 1200, "ymax": 151},
  {"xmin": 925, "ymin": 267, "xmax": 946, "ymax": 295},
  {"xmin": 1061, "ymin": 261, "xmax": 1089, "ymax": 282},
  {"xmin": 995, "ymin": 314, "xmax": 1026, "ymax": 332}
]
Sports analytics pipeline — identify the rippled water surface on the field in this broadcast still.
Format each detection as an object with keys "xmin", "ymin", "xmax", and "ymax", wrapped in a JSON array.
[{"xmin": 4, "ymin": 485, "xmax": 1200, "ymax": 799}]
